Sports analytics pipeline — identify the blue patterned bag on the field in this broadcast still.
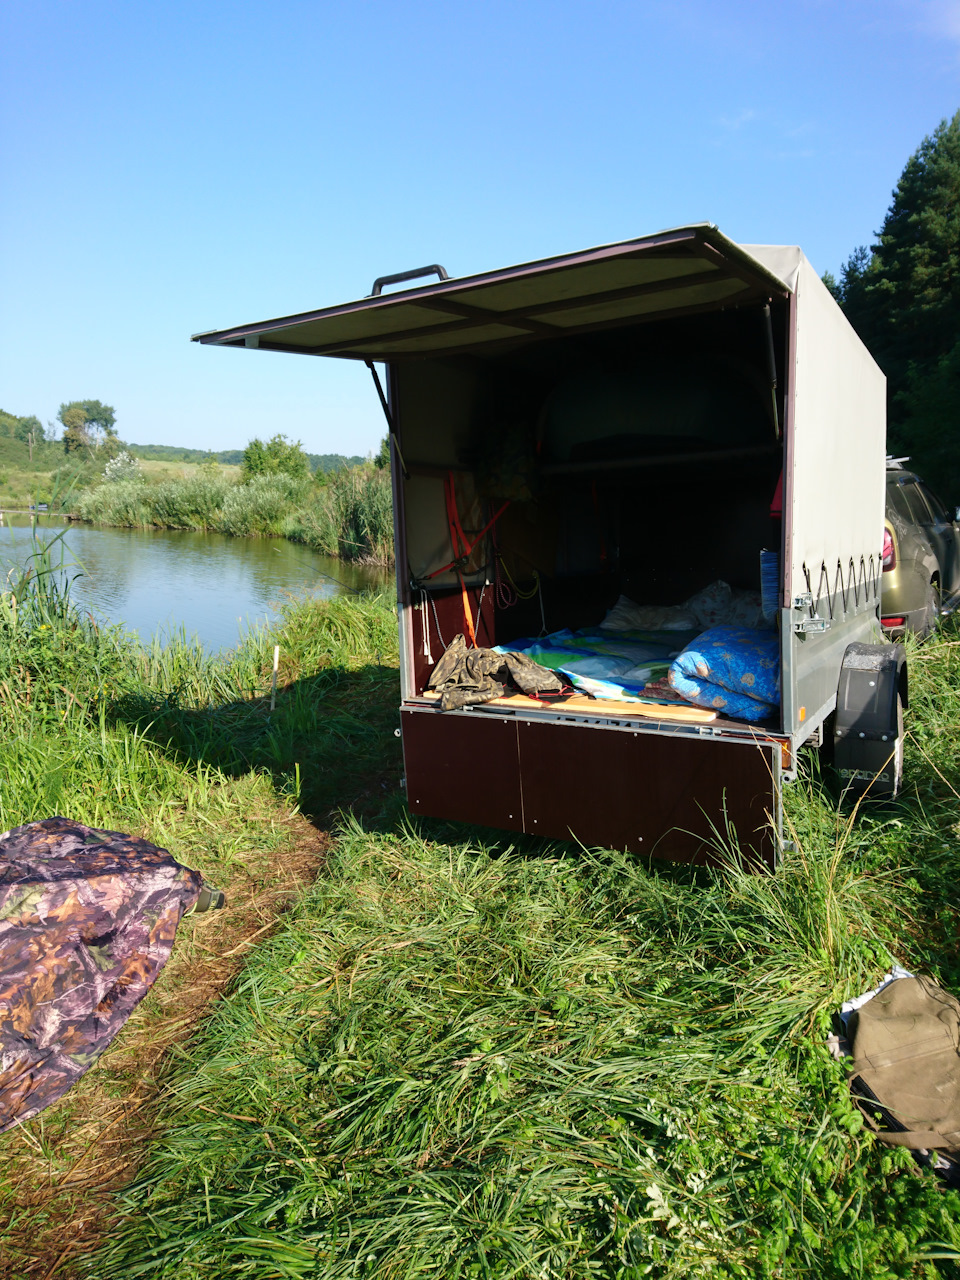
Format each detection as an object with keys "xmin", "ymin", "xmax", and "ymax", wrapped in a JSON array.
[{"xmin": 669, "ymin": 626, "xmax": 780, "ymax": 722}]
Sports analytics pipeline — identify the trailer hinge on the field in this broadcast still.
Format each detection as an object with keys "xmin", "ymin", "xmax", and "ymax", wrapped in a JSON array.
[{"xmin": 792, "ymin": 593, "xmax": 831, "ymax": 634}]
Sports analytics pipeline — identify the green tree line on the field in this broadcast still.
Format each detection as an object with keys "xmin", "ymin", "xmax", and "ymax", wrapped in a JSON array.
[
  {"xmin": 826, "ymin": 111, "xmax": 960, "ymax": 503},
  {"xmin": 128, "ymin": 442, "xmax": 366, "ymax": 473},
  {"xmin": 0, "ymin": 401, "xmax": 368, "ymax": 478}
]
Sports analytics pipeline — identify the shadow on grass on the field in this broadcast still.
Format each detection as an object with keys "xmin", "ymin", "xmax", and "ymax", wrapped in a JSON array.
[
  {"xmin": 105, "ymin": 655, "xmax": 721, "ymax": 901},
  {"xmin": 105, "ymin": 618, "xmax": 960, "ymax": 988},
  {"xmin": 107, "ymin": 661, "xmax": 406, "ymax": 832}
]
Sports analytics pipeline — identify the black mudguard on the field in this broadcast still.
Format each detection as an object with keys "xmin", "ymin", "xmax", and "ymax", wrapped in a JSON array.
[{"xmin": 833, "ymin": 643, "xmax": 907, "ymax": 798}]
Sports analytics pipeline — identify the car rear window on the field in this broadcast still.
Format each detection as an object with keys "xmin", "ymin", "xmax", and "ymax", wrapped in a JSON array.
[
  {"xmin": 917, "ymin": 482, "xmax": 949, "ymax": 523},
  {"xmin": 887, "ymin": 479, "xmax": 915, "ymax": 522},
  {"xmin": 895, "ymin": 480, "xmax": 932, "ymax": 525}
]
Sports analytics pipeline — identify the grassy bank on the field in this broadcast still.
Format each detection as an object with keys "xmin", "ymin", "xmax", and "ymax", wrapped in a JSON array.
[
  {"xmin": 2, "ymin": 534, "xmax": 960, "ymax": 1277},
  {"xmin": 76, "ymin": 464, "xmax": 394, "ymax": 564},
  {"xmin": 0, "ymin": 539, "xmax": 402, "ymax": 1277}
]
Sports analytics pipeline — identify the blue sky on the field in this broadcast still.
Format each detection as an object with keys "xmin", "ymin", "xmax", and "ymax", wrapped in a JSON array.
[{"xmin": 2, "ymin": 1, "xmax": 958, "ymax": 457}]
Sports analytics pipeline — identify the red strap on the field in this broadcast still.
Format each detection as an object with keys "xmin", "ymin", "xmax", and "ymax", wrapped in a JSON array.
[
  {"xmin": 444, "ymin": 472, "xmax": 469, "ymax": 562},
  {"xmin": 424, "ymin": 475, "xmax": 509, "ymax": 578},
  {"xmin": 420, "ymin": 473, "xmax": 511, "ymax": 646}
]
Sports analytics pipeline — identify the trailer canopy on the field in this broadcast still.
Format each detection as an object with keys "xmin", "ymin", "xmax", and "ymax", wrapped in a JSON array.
[{"xmin": 192, "ymin": 224, "xmax": 791, "ymax": 362}]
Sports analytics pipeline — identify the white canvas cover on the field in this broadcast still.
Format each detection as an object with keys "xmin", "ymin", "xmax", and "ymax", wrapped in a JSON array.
[{"xmin": 745, "ymin": 246, "xmax": 886, "ymax": 605}]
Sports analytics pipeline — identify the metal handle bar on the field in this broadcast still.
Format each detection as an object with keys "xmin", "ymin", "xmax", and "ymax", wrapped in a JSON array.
[{"xmin": 370, "ymin": 264, "xmax": 449, "ymax": 297}]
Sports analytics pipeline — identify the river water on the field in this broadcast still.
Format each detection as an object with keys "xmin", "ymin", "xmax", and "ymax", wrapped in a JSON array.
[{"xmin": 0, "ymin": 517, "xmax": 392, "ymax": 651}]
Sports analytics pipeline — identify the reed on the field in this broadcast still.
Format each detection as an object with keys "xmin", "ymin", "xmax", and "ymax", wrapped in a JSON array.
[{"xmin": 76, "ymin": 465, "xmax": 395, "ymax": 563}]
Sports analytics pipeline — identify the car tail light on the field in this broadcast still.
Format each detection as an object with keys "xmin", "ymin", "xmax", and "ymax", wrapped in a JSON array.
[
  {"xmin": 882, "ymin": 617, "xmax": 905, "ymax": 628},
  {"xmin": 882, "ymin": 527, "xmax": 896, "ymax": 571}
]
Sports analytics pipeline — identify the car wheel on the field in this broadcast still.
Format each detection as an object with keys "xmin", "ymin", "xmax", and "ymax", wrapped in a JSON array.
[
  {"xmin": 888, "ymin": 692, "xmax": 904, "ymax": 800},
  {"xmin": 924, "ymin": 582, "xmax": 941, "ymax": 637}
]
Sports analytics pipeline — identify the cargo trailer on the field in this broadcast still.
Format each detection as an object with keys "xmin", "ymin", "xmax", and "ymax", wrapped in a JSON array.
[{"xmin": 194, "ymin": 224, "xmax": 905, "ymax": 868}]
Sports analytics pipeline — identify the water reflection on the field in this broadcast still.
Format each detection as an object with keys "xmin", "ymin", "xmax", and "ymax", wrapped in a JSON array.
[{"xmin": 0, "ymin": 517, "xmax": 391, "ymax": 652}]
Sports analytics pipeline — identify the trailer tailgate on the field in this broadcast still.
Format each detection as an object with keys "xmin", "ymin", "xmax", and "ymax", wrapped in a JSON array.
[{"xmin": 401, "ymin": 705, "xmax": 780, "ymax": 868}]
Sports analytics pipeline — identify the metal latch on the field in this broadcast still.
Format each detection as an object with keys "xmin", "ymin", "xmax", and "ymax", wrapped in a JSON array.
[{"xmin": 792, "ymin": 593, "xmax": 831, "ymax": 634}]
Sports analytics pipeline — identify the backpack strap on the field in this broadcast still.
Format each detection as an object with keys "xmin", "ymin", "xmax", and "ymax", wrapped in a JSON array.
[
  {"xmin": 856, "ymin": 1100, "xmax": 960, "ymax": 1150},
  {"xmin": 864, "ymin": 1127, "xmax": 958, "ymax": 1150}
]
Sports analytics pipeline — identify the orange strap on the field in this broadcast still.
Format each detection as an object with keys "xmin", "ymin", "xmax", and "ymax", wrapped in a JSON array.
[
  {"xmin": 458, "ymin": 573, "xmax": 476, "ymax": 646},
  {"xmin": 422, "ymin": 472, "xmax": 510, "ymax": 647},
  {"xmin": 445, "ymin": 472, "xmax": 477, "ymax": 644}
]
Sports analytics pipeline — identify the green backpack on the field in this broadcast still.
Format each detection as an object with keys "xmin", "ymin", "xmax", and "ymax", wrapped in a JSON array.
[{"xmin": 848, "ymin": 974, "xmax": 960, "ymax": 1180}]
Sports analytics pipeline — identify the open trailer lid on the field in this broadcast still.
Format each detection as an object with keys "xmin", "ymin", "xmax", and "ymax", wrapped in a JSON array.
[{"xmin": 192, "ymin": 224, "xmax": 792, "ymax": 362}]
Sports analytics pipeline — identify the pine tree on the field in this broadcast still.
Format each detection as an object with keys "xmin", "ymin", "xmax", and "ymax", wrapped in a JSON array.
[
  {"xmin": 867, "ymin": 112, "xmax": 960, "ymax": 386},
  {"xmin": 834, "ymin": 113, "xmax": 960, "ymax": 498}
]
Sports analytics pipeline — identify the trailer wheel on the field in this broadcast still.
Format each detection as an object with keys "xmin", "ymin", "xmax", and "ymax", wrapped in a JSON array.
[{"xmin": 832, "ymin": 643, "xmax": 907, "ymax": 802}]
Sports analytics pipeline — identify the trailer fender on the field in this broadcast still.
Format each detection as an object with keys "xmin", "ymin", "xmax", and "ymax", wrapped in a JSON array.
[{"xmin": 832, "ymin": 643, "xmax": 907, "ymax": 799}]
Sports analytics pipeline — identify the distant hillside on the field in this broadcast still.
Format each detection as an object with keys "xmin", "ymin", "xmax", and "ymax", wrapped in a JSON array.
[{"xmin": 127, "ymin": 443, "xmax": 367, "ymax": 473}]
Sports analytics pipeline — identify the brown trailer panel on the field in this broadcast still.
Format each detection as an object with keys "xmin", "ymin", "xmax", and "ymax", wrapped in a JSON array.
[{"xmin": 402, "ymin": 705, "xmax": 779, "ymax": 869}]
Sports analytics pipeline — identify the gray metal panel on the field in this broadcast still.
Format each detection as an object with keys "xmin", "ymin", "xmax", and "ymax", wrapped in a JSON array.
[
  {"xmin": 766, "ymin": 253, "xmax": 886, "ymax": 738},
  {"xmin": 784, "ymin": 255, "xmax": 886, "ymax": 606},
  {"xmin": 191, "ymin": 225, "xmax": 790, "ymax": 362},
  {"xmin": 782, "ymin": 605, "xmax": 881, "ymax": 737}
]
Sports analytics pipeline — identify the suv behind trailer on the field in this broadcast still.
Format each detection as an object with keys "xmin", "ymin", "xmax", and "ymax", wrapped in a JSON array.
[{"xmin": 195, "ymin": 224, "xmax": 905, "ymax": 868}]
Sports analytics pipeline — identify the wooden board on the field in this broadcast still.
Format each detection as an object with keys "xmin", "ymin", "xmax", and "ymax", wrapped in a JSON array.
[{"xmin": 421, "ymin": 690, "xmax": 717, "ymax": 723}]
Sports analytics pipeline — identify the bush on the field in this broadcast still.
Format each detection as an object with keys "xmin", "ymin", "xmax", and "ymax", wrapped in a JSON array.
[
  {"xmin": 241, "ymin": 434, "xmax": 311, "ymax": 482},
  {"xmin": 220, "ymin": 473, "xmax": 311, "ymax": 536},
  {"xmin": 102, "ymin": 451, "xmax": 144, "ymax": 485}
]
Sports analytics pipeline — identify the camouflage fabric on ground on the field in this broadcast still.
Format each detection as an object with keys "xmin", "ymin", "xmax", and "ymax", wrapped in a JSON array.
[{"xmin": 0, "ymin": 817, "xmax": 205, "ymax": 1132}]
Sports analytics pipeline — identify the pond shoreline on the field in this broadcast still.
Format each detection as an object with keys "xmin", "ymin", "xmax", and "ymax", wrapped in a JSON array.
[
  {"xmin": 0, "ymin": 517, "xmax": 392, "ymax": 650},
  {"xmin": 74, "ymin": 466, "xmax": 396, "ymax": 567}
]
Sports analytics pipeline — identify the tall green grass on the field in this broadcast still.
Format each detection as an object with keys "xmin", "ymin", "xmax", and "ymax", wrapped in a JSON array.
[
  {"xmin": 76, "ymin": 465, "xmax": 394, "ymax": 563},
  {"xmin": 86, "ymin": 624, "xmax": 960, "ymax": 1280},
  {"xmin": 90, "ymin": 822, "xmax": 960, "ymax": 1280},
  {"xmin": 0, "ymin": 528, "xmax": 399, "ymax": 839},
  {"xmin": 287, "ymin": 465, "xmax": 395, "ymax": 564},
  {"xmin": 4, "ymin": 535, "xmax": 960, "ymax": 1277},
  {"xmin": 0, "ymin": 550, "xmax": 403, "ymax": 1277}
]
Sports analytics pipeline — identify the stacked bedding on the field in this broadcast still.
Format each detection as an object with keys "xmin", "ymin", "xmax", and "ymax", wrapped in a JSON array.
[
  {"xmin": 495, "ymin": 627, "xmax": 699, "ymax": 701},
  {"xmin": 495, "ymin": 581, "xmax": 780, "ymax": 722},
  {"xmin": 667, "ymin": 626, "xmax": 780, "ymax": 722}
]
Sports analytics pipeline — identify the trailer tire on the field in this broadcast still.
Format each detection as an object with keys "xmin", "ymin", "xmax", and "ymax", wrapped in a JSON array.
[{"xmin": 832, "ymin": 643, "xmax": 906, "ymax": 802}]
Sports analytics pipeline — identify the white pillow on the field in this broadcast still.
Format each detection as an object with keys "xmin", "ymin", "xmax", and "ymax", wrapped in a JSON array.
[
  {"xmin": 684, "ymin": 580, "xmax": 764, "ymax": 629},
  {"xmin": 601, "ymin": 595, "xmax": 699, "ymax": 632}
]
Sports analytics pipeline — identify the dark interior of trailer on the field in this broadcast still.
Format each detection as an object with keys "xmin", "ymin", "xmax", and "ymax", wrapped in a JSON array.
[{"xmin": 397, "ymin": 301, "xmax": 787, "ymax": 715}]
